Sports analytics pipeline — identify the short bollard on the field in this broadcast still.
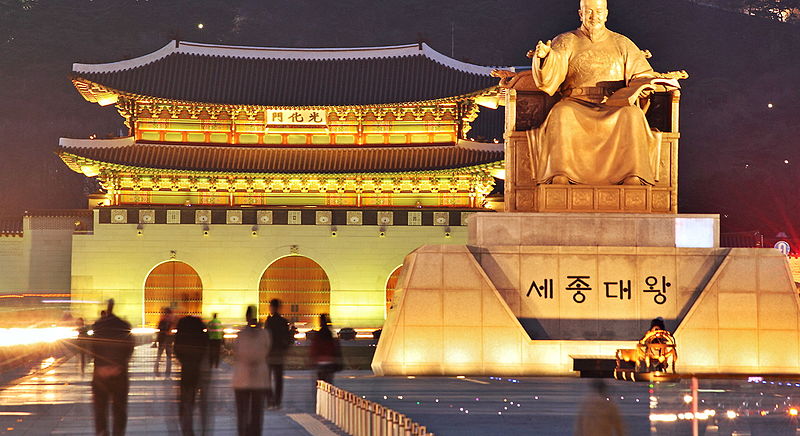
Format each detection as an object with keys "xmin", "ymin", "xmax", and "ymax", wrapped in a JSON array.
[{"xmin": 315, "ymin": 381, "xmax": 434, "ymax": 436}]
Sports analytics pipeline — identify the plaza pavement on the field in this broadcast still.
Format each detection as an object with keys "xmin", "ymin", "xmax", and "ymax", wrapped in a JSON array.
[
  {"xmin": 9, "ymin": 343, "xmax": 777, "ymax": 435},
  {"xmin": 335, "ymin": 375, "xmax": 652, "ymax": 436},
  {"xmin": 0, "ymin": 345, "xmax": 343, "ymax": 435},
  {"xmin": 0, "ymin": 342, "xmax": 653, "ymax": 436}
]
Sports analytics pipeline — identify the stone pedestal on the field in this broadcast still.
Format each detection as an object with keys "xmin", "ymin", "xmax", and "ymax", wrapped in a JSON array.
[
  {"xmin": 468, "ymin": 212, "xmax": 719, "ymax": 248},
  {"xmin": 372, "ymin": 213, "xmax": 800, "ymax": 376}
]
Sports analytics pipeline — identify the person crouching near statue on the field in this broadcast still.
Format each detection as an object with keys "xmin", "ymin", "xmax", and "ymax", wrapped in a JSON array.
[{"xmin": 527, "ymin": 0, "xmax": 675, "ymax": 187}]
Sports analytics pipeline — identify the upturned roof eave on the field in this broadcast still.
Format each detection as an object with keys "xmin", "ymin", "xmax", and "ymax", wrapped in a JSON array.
[
  {"xmin": 57, "ymin": 150, "xmax": 504, "ymax": 179},
  {"xmin": 70, "ymin": 76, "xmax": 498, "ymax": 109},
  {"xmin": 71, "ymin": 40, "xmax": 499, "ymax": 76}
]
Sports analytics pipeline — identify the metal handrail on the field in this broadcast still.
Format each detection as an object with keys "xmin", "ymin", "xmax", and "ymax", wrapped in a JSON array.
[{"xmin": 316, "ymin": 380, "xmax": 434, "ymax": 436}]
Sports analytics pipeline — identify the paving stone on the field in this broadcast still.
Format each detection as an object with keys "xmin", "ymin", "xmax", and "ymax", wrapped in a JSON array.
[{"xmin": 0, "ymin": 345, "xmax": 341, "ymax": 435}]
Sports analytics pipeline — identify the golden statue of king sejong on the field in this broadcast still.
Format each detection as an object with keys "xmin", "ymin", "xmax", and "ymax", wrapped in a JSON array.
[{"xmin": 526, "ymin": 0, "xmax": 681, "ymax": 186}]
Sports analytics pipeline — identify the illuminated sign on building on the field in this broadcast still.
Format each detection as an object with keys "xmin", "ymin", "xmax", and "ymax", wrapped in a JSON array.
[{"xmin": 266, "ymin": 109, "xmax": 327, "ymax": 126}]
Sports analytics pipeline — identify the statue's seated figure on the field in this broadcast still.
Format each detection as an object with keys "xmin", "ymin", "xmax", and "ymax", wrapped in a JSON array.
[{"xmin": 493, "ymin": 0, "xmax": 686, "ymax": 188}]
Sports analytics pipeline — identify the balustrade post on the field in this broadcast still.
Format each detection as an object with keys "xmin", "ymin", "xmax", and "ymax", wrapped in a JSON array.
[{"xmin": 313, "ymin": 383, "xmax": 433, "ymax": 436}]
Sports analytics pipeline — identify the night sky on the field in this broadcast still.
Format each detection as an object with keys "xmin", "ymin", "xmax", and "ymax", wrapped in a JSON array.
[{"xmin": 0, "ymin": 0, "xmax": 798, "ymax": 236}]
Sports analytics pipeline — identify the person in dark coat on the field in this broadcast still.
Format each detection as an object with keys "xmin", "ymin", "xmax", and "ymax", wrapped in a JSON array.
[
  {"xmin": 575, "ymin": 380, "xmax": 625, "ymax": 436},
  {"xmin": 154, "ymin": 307, "xmax": 176, "ymax": 376},
  {"xmin": 649, "ymin": 317, "xmax": 666, "ymax": 332},
  {"xmin": 174, "ymin": 315, "xmax": 210, "ymax": 436},
  {"xmin": 75, "ymin": 317, "xmax": 90, "ymax": 373},
  {"xmin": 90, "ymin": 299, "xmax": 134, "ymax": 436},
  {"xmin": 309, "ymin": 313, "xmax": 341, "ymax": 385},
  {"xmin": 264, "ymin": 299, "xmax": 291, "ymax": 409}
]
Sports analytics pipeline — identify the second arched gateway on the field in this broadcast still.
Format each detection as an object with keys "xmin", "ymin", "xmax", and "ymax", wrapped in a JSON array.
[
  {"xmin": 258, "ymin": 256, "xmax": 331, "ymax": 327},
  {"xmin": 143, "ymin": 260, "xmax": 202, "ymax": 326}
]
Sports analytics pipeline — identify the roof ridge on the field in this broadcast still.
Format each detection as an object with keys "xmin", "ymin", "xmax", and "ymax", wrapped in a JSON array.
[
  {"xmin": 59, "ymin": 139, "xmax": 505, "ymax": 152},
  {"xmin": 72, "ymin": 40, "xmax": 498, "ymax": 76}
]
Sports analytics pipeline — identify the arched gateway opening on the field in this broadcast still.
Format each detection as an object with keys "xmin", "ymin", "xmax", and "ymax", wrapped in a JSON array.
[
  {"xmin": 385, "ymin": 265, "xmax": 405, "ymax": 316},
  {"xmin": 144, "ymin": 261, "xmax": 203, "ymax": 326},
  {"xmin": 259, "ymin": 256, "xmax": 331, "ymax": 327}
]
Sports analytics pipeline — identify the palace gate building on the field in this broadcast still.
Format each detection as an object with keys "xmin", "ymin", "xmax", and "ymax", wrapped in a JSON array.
[{"xmin": 10, "ymin": 41, "xmax": 506, "ymax": 328}]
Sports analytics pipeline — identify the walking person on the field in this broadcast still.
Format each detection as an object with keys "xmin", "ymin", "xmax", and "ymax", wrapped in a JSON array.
[
  {"xmin": 264, "ymin": 299, "xmax": 291, "ymax": 409},
  {"xmin": 90, "ymin": 299, "xmax": 134, "ymax": 436},
  {"xmin": 174, "ymin": 314, "xmax": 210, "ymax": 436},
  {"xmin": 207, "ymin": 313, "xmax": 224, "ymax": 369},
  {"xmin": 233, "ymin": 306, "xmax": 271, "ymax": 436},
  {"xmin": 575, "ymin": 380, "xmax": 625, "ymax": 436},
  {"xmin": 154, "ymin": 307, "xmax": 175, "ymax": 376},
  {"xmin": 309, "ymin": 314, "xmax": 342, "ymax": 386},
  {"xmin": 76, "ymin": 317, "xmax": 90, "ymax": 373}
]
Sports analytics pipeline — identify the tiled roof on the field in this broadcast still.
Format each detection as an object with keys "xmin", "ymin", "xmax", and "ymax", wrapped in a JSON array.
[
  {"xmin": 58, "ymin": 141, "xmax": 503, "ymax": 175},
  {"xmin": 0, "ymin": 217, "xmax": 22, "ymax": 235},
  {"xmin": 72, "ymin": 41, "xmax": 500, "ymax": 106}
]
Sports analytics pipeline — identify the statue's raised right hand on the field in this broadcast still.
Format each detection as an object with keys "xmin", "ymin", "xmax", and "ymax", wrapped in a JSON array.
[{"xmin": 528, "ymin": 40, "xmax": 552, "ymax": 59}]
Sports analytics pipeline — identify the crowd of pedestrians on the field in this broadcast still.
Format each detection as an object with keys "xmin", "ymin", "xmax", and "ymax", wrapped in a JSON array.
[{"xmin": 76, "ymin": 298, "xmax": 343, "ymax": 436}]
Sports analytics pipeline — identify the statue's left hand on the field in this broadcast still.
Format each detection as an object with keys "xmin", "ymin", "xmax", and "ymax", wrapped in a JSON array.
[{"xmin": 491, "ymin": 69, "xmax": 516, "ymax": 79}]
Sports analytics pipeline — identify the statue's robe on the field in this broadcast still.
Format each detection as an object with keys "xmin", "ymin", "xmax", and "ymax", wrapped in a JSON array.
[{"xmin": 530, "ymin": 27, "xmax": 661, "ymax": 185}]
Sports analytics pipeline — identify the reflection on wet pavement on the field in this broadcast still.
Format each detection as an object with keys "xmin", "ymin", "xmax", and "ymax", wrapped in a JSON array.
[
  {"xmin": 333, "ymin": 375, "xmax": 800, "ymax": 435},
  {"xmin": 0, "ymin": 345, "xmax": 335, "ymax": 435},
  {"xmin": 4, "ymin": 344, "xmax": 798, "ymax": 435},
  {"xmin": 335, "ymin": 375, "xmax": 651, "ymax": 435},
  {"xmin": 651, "ymin": 377, "xmax": 800, "ymax": 435}
]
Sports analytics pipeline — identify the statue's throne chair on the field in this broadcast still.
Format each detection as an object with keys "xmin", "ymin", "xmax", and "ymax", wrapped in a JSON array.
[{"xmin": 500, "ymin": 70, "xmax": 680, "ymax": 213}]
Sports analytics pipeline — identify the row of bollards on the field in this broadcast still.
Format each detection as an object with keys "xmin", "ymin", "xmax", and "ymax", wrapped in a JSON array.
[{"xmin": 316, "ymin": 380, "xmax": 433, "ymax": 436}]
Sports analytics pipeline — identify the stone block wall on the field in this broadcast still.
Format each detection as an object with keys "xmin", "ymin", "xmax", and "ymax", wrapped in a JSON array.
[
  {"xmin": 373, "ymin": 244, "xmax": 800, "ymax": 376},
  {"xmin": 71, "ymin": 211, "xmax": 467, "ymax": 328}
]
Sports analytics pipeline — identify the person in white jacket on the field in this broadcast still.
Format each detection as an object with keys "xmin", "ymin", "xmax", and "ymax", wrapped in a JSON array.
[{"xmin": 232, "ymin": 306, "xmax": 272, "ymax": 436}]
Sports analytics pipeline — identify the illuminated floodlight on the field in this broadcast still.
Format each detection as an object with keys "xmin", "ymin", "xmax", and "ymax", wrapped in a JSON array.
[
  {"xmin": 96, "ymin": 95, "xmax": 119, "ymax": 106},
  {"xmin": 675, "ymin": 218, "xmax": 716, "ymax": 248},
  {"xmin": 726, "ymin": 410, "xmax": 737, "ymax": 419},
  {"xmin": 790, "ymin": 408, "xmax": 798, "ymax": 416},
  {"xmin": 683, "ymin": 394, "xmax": 693, "ymax": 404}
]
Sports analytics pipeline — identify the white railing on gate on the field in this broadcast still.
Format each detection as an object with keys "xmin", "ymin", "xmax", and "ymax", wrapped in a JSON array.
[{"xmin": 316, "ymin": 380, "xmax": 434, "ymax": 436}]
